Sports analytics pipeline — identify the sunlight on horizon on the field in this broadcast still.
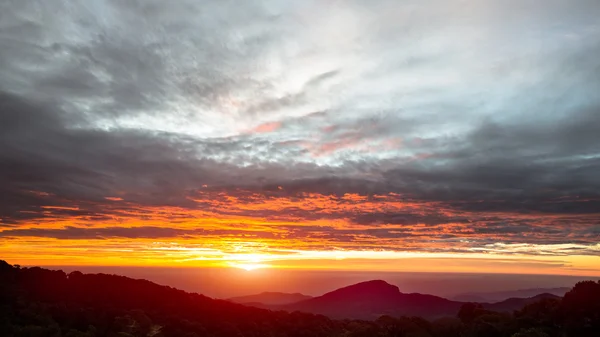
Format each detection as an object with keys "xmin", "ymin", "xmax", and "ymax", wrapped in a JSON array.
[
  {"xmin": 229, "ymin": 262, "xmax": 270, "ymax": 271},
  {"xmin": 4, "ymin": 244, "xmax": 599, "ymax": 277}
]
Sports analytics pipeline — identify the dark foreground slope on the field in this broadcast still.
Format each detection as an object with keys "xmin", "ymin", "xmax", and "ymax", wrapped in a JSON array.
[
  {"xmin": 1, "ymin": 260, "xmax": 600, "ymax": 337},
  {"xmin": 0, "ymin": 260, "xmax": 338, "ymax": 337}
]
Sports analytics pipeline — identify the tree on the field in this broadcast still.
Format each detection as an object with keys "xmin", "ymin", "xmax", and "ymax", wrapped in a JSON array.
[
  {"xmin": 458, "ymin": 303, "xmax": 485, "ymax": 324},
  {"xmin": 560, "ymin": 280, "xmax": 600, "ymax": 336},
  {"xmin": 511, "ymin": 327, "xmax": 549, "ymax": 337}
]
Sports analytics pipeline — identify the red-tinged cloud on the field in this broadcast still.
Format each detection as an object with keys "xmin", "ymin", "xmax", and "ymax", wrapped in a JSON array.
[{"xmin": 250, "ymin": 121, "xmax": 282, "ymax": 134}]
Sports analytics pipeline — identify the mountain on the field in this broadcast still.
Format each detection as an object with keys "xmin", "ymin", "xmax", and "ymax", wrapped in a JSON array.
[
  {"xmin": 277, "ymin": 280, "xmax": 561, "ymax": 320},
  {"xmin": 279, "ymin": 280, "xmax": 464, "ymax": 320},
  {"xmin": 2, "ymin": 261, "xmax": 600, "ymax": 336},
  {"xmin": 452, "ymin": 287, "xmax": 570, "ymax": 302},
  {"xmin": 484, "ymin": 293, "xmax": 562, "ymax": 312},
  {"xmin": 228, "ymin": 292, "xmax": 313, "ymax": 305}
]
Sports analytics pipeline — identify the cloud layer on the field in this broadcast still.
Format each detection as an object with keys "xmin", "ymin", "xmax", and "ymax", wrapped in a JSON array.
[{"xmin": 1, "ymin": 0, "xmax": 599, "ymax": 271}]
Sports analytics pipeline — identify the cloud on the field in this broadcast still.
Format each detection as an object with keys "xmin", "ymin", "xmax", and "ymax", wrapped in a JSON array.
[
  {"xmin": 1, "ymin": 0, "xmax": 599, "ymax": 265},
  {"xmin": 249, "ymin": 121, "xmax": 283, "ymax": 134}
]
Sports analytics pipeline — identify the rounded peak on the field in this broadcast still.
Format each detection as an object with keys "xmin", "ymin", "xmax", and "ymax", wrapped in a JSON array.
[
  {"xmin": 356, "ymin": 280, "xmax": 395, "ymax": 287},
  {"xmin": 346, "ymin": 280, "xmax": 399, "ymax": 291},
  {"xmin": 323, "ymin": 279, "xmax": 400, "ymax": 299},
  {"xmin": 257, "ymin": 292, "xmax": 307, "ymax": 296}
]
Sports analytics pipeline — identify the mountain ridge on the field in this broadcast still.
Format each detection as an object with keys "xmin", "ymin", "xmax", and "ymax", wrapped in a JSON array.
[
  {"xmin": 483, "ymin": 293, "xmax": 562, "ymax": 312},
  {"xmin": 277, "ymin": 279, "xmax": 462, "ymax": 319},
  {"xmin": 452, "ymin": 287, "xmax": 570, "ymax": 302},
  {"xmin": 228, "ymin": 291, "xmax": 313, "ymax": 305}
]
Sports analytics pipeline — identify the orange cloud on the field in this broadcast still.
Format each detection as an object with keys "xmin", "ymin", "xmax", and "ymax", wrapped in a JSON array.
[
  {"xmin": 1, "ymin": 189, "xmax": 599, "ymax": 275},
  {"xmin": 40, "ymin": 206, "xmax": 80, "ymax": 211}
]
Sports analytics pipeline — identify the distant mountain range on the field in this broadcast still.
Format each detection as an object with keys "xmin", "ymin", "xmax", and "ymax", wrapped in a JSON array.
[
  {"xmin": 3, "ymin": 260, "xmax": 599, "ymax": 336},
  {"xmin": 278, "ymin": 280, "xmax": 462, "ymax": 319},
  {"xmin": 228, "ymin": 292, "xmax": 313, "ymax": 305},
  {"xmin": 0, "ymin": 259, "xmax": 568, "ymax": 321},
  {"xmin": 451, "ymin": 287, "xmax": 570, "ymax": 302},
  {"xmin": 234, "ymin": 280, "xmax": 565, "ymax": 320},
  {"xmin": 484, "ymin": 293, "xmax": 561, "ymax": 312}
]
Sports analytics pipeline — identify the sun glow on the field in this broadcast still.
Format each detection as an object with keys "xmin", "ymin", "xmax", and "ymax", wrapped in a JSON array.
[
  {"xmin": 231, "ymin": 262, "xmax": 269, "ymax": 271},
  {"xmin": 226, "ymin": 253, "xmax": 271, "ymax": 271}
]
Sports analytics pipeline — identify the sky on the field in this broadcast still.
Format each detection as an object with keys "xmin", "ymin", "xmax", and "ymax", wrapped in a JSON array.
[{"xmin": 1, "ymin": 0, "xmax": 599, "ymax": 278}]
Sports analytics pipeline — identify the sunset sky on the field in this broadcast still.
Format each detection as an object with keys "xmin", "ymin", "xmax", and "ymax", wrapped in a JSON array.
[{"xmin": 1, "ymin": 0, "xmax": 599, "ymax": 278}]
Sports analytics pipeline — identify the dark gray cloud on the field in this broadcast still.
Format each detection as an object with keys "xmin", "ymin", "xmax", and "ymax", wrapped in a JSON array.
[{"xmin": 0, "ymin": 225, "xmax": 280, "ymax": 240}]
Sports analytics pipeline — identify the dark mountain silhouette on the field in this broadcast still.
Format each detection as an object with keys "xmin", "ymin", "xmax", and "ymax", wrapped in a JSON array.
[
  {"xmin": 483, "ymin": 293, "xmax": 562, "ymax": 312},
  {"xmin": 279, "ymin": 280, "xmax": 464, "ymax": 319},
  {"xmin": 0, "ymin": 260, "xmax": 338, "ymax": 337},
  {"xmin": 272, "ymin": 280, "xmax": 563, "ymax": 320},
  {"xmin": 228, "ymin": 292, "xmax": 312, "ymax": 305},
  {"xmin": 453, "ymin": 287, "xmax": 570, "ymax": 302}
]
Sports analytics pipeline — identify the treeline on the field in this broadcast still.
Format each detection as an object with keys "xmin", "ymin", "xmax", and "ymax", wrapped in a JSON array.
[{"xmin": 1, "ymin": 260, "xmax": 599, "ymax": 337}]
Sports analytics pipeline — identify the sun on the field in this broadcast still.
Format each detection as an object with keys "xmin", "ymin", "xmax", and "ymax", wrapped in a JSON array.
[
  {"xmin": 234, "ymin": 263, "xmax": 266, "ymax": 271},
  {"xmin": 227, "ymin": 253, "xmax": 271, "ymax": 271}
]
